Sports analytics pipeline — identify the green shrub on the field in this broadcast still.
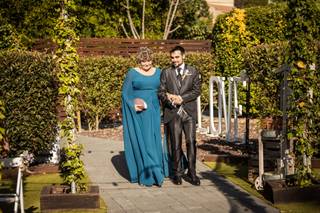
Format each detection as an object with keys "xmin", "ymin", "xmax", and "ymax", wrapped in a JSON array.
[
  {"xmin": 212, "ymin": 8, "xmax": 258, "ymax": 77},
  {"xmin": 212, "ymin": 3, "xmax": 289, "ymax": 77},
  {"xmin": 0, "ymin": 22, "xmax": 22, "ymax": 50},
  {"xmin": 243, "ymin": 42, "xmax": 288, "ymax": 117},
  {"xmin": 245, "ymin": 3, "xmax": 287, "ymax": 44},
  {"xmin": 78, "ymin": 56, "xmax": 134, "ymax": 129},
  {"xmin": 0, "ymin": 50, "xmax": 58, "ymax": 157},
  {"xmin": 59, "ymin": 143, "xmax": 86, "ymax": 191}
]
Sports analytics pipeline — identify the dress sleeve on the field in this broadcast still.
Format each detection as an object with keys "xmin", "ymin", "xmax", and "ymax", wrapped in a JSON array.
[{"xmin": 122, "ymin": 69, "xmax": 135, "ymax": 110}]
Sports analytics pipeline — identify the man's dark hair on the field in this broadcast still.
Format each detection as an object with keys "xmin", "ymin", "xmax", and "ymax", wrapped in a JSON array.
[{"xmin": 170, "ymin": 45, "xmax": 185, "ymax": 55}]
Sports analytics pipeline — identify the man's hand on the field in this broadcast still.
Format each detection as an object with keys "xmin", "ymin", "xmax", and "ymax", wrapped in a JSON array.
[{"xmin": 167, "ymin": 93, "xmax": 183, "ymax": 105}]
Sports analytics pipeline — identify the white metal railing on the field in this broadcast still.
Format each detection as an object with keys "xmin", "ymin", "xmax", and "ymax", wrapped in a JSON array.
[{"xmin": 0, "ymin": 156, "xmax": 25, "ymax": 213}]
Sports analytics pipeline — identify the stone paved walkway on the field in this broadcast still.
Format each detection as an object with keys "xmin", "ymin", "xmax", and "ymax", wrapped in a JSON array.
[{"xmin": 78, "ymin": 135, "xmax": 279, "ymax": 213}]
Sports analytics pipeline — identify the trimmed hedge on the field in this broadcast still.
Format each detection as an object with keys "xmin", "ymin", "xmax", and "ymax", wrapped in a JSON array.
[
  {"xmin": 78, "ymin": 56, "xmax": 133, "ymax": 129},
  {"xmin": 0, "ymin": 50, "xmax": 58, "ymax": 157},
  {"xmin": 78, "ymin": 52, "xmax": 215, "ymax": 129},
  {"xmin": 0, "ymin": 50, "xmax": 214, "ymax": 157}
]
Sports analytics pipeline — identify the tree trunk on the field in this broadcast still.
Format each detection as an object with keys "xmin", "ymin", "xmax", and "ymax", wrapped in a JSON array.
[
  {"xmin": 95, "ymin": 115, "xmax": 99, "ymax": 130},
  {"xmin": 141, "ymin": 0, "xmax": 145, "ymax": 39},
  {"xmin": 163, "ymin": 0, "xmax": 180, "ymax": 39},
  {"xmin": 76, "ymin": 111, "xmax": 81, "ymax": 133},
  {"xmin": 125, "ymin": 0, "xmax": 140, "ymax": 39}
]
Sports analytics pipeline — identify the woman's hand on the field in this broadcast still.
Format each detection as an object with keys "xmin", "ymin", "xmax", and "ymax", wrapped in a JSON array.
[{"xmin": 134, "ymin": 98, "xmax": 146, "ymax": 111}]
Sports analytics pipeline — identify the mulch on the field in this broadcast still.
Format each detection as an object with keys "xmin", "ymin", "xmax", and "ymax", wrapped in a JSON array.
[{"xmin": 28, "ymin": 163, "xmax": 60, "ymax": 174}]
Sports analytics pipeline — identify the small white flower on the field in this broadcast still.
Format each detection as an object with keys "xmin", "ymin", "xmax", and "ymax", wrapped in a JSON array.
[{"xmin": 182, "ymin": 69, "xmax": 192, "ymax": 80}]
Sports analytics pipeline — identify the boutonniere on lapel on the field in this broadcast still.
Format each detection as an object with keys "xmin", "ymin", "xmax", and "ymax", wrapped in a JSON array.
[{"xmin": 181, "ymin": 69, "xmax": 192, "ymax": 81}]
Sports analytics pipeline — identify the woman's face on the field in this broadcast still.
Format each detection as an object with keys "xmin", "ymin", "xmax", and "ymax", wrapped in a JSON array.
[{"xmin": 140, "ymin": 60, "xmax": 152, "ymax": 71}]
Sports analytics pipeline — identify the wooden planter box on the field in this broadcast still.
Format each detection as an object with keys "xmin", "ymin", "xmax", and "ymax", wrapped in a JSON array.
[
  {"xmin": 40, "ymin": 185, "xmax": 100, "ymax": 212},
  {"xmin": 264, "ymin": 180, "xmax": 320, "ymax": 204},
  {"xmin": 312, "ymin": 158, "xmax": 320, "ymax": 168}
]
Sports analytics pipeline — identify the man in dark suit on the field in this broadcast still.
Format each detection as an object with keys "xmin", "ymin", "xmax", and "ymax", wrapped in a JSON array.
[{"xmin": 159, "ymin": 46, "xmax": 201, "ymax": 185}]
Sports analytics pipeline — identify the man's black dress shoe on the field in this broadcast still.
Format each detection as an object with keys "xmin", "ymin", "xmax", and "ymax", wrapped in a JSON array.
[
  {"xmin": 185, "ymin": 174, "xmax": 201, "ymax": 186},
  {"xmin": 172, "ymin": 176, "xmax": 182, "ymax": 185}
]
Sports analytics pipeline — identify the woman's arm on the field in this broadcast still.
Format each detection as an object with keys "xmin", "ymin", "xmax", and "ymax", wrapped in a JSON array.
[{"xmin": 122, "ymin": 69, "xmax": 135, "ymax": 109}]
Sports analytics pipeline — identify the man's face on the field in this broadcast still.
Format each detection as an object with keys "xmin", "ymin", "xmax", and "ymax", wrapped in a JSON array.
[{"xmin": 170, "ymin": 50, "xmax": 184, "ymax": 68}]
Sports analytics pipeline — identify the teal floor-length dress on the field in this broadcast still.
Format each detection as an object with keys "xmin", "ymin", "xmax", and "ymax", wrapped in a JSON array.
[{"xmin": 122, "ymin": 67, "xmax": 168, "ymax": 186}]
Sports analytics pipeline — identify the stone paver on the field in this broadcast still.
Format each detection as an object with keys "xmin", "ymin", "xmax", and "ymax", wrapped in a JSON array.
[{"xmin": 78, "ymin": 135, "xmax": 279, "ymax": 213}]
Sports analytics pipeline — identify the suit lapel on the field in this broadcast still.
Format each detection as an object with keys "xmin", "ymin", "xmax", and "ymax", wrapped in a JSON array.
[{"xmin": 180, "ymin": 65, "xmax": 191, "ymax": 92}]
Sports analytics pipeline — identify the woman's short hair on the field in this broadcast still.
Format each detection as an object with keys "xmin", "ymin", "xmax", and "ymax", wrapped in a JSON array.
[{"xmin": 136, "ymin": 47, "xmax": 153, "ymax": 62}]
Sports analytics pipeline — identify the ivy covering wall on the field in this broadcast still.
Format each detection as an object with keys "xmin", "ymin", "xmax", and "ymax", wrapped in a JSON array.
[{"xmin": 285, "ymin": 0, "xmax": 320, "ymax": 186}]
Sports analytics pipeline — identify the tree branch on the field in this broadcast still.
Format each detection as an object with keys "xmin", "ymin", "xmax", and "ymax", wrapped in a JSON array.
[
  {"xmin": 125, "ymin": 0, "xmax": 140, "ymax": 39},
  {"xmin": 168, "ymin": 25, "xmax": 181, "ymax": 34},
  {"xmin": 163, "ymin": 0, "xmax": 180, "ymax": 39},
  {"xmin": 163, "ymin": 0, "xmax": 174, "ymax": 39},
  {"xmin": 120, "ymin": 21, "xmax": 130, "ymax": 38}
]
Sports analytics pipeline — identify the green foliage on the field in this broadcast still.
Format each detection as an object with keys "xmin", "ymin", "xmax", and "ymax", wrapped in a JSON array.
[
  {"xmin": 0, "ymin": 50, "xmax": 58, "ymax": 157},
  {"xmin": 54, "ymin": 0, "xmax": 85, "ymax": 189},
  {"xmin": 245, "ymin": 3, "xmax": 288, "ymax": 44},
  {"xmin": 75, "ymin": 2, "xmax": 119, "ymax": 38},
  {"xmin": 212, "ymin": 3, "xmax": 290, "ymax": 77},
  {"xmin": 0, "ymin": 16, "xmax": 23, "ymax": 50},
  {"xmin": 172, "ymin": 0, "xmax": 212, "ymax": 40},
  {"xmin": 54, "ymin": 0, "xmax": 80, "ymax": 143},
  {"xmin": 0, "ymin": 0, "xmax": 36, "ymax": 48},
  {"xmin": 0, "ymin": 99, "xmax": 5, "ymax": 161},
  {"xmin": 78, "ymin": 52, "xmax": 215, "ymax": 127},
  {"xmin": 78, "ymin": 56, "xmax": 133, "ymax": 129},
  {"xmin": 0, "ymin": 0, "xmax": 212, "ymax": 40},
  {"xmin": 22, "ymin": 0, "xmax": 60, "ymax": 39},
  {"xmin": 0, "ymin": 100, "xmax": 5, "ymax": 143},
  {"xmin": 285, "ymin": 0, "xmax": 320, "ymax": 187},
  {"xmin": 59, "ymin": 144, "xmax": 86, "ymax": 191},
  {"xmin": 212, "ymin": 8, "xmax": 258, "ymax": 77},
  {"xmin": 243, "ymin": 42, "xmax": 288, "ymax": 117}
]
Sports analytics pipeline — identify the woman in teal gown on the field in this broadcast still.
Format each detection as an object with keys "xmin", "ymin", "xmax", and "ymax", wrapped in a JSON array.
[{"xmin": 122, "ymin": 47, "xmax": 168, "ymax": 186}]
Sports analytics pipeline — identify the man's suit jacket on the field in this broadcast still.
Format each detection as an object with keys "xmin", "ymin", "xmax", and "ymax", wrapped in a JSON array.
[{"xmin": 158, "ymin": 64, "xmax": 201, "ymax": 123}]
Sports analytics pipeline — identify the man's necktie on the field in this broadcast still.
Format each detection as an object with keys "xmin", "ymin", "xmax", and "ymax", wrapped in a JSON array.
[{"xmin": 177, "ymin": 67, "xmax": 182, "ymax": 88}]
